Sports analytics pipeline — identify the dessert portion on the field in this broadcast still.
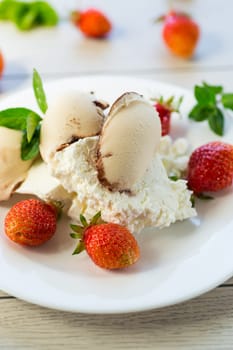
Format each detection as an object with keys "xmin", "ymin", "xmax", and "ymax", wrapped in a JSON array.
[
  {"xmin": 0, "ymin": 127, "xmax": 33, "ymax": 201},
  {"xmin": 12, "ymin": 85, "xmax": 196, "ymax": 234},
  {"xmin": 38, "ymin": 91, "xmax": 196, "ymax": 233}
]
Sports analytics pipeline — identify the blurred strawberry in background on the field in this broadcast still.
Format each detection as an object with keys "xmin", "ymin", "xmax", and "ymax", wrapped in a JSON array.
[
  {"xmin": 0, "ymin": 51, "xmax": 4, "ymax": 77},
  {"xmin": 157, "ymin": 10, "xmax": 200, "ymax": 58},
  {"xmin": 71, "ymin": 8, "xmax": 112, "ymax": 38}
]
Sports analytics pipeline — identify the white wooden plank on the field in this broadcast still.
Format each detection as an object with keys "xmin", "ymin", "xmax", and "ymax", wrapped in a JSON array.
[{"xmin": 0, "ymin": 288, "xmax": 232, "ymax": 349}]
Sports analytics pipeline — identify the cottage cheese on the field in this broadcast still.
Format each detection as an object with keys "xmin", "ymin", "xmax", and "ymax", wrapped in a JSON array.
[{"xmin": 49, "ymin": 136, "xmax": 196, "ymax": 233}]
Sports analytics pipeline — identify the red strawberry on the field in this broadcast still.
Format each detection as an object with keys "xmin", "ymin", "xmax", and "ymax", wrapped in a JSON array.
[
  {"xmin": 154, "ymin": 96, "xmax": 182, "ymax": 136},
  {"xmin": 187, "ymin": 141, "xmax": 233, "ymax": 194},
  {"xmin": 159, "ymin": 11, "xmax": 200, "ymax": 58},
  {"xmin": 71, "ymin": 8, "xmax": 112, "ymax": 38},
  {"xmin": 4, "ymin": 199, "xmax": 57, "ymax": 246},
  {"xmin": 70, "ymin": 212, "xmax": 140, "ymax": 269},
  {"xmin": 0, "ymin": 51, "xmax": 4, "ymax": 77}
]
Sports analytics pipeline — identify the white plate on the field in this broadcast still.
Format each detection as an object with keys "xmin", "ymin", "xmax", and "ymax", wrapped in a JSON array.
[{"xmin": 0, "ymin": 76, "xmax": 233, "ymax": 314}]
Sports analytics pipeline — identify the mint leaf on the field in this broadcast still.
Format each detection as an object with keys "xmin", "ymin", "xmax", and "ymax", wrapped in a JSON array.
[
  {"xmin": 15, "ymin": 4, "xmax": 37, "ymax": 31},
  {"xmin": 26, "ymin": 112, "xmax": 41, "ymax": 142},
  {"xmin": 221, "ymin": 93, "xmax": 233, "ymax": 110},
  {"xmin": 33, "ymin": 1, "xmax": 58, "ymax": 26},
  {"xmin": 21, "ymin": 126, "xmax": 40, "ymax": 160},
  {"xmin": 189, "ymin": 104, "xmax": 216, "ymax": 121},
  {"xmin": 33, "ymin": 69, "xmax": 47, "ymax": 114},
  {"xmin": 0, "ymin": 0, "xmax": 58, "ymax": 30},
  {"xmin": 208, "ymin": 107, "xmax": 224, "ymax": 136},
  {"xmin": 203, "ymin": 82, "xmax": 223, "ymax": 95},
  {"xmin": 0, "ymin": 107, "xmax": 40, "ymax": 130},
  {"xmin": 0, "ymin": 0, "xmax": 19, "ymax": 20},
  {"xmin": 194, "ymin": 85, "xmax": 216, "ymax": 105}
]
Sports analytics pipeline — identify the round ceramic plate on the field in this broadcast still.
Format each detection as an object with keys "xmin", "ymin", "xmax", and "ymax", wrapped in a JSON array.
[{"xmin": 0, "ymin": 76, "xmax": 233, "ymax": 314}]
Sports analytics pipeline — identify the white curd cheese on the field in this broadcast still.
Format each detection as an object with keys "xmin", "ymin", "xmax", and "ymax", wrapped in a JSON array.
[{"xmin": 49, "ymin": 137, "xmax": 196, "ymax": 233}]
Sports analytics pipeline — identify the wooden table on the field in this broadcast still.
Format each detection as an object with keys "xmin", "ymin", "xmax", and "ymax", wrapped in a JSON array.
[{"xmin": 1, "ymin": 0, "xmax": 233, "ymax": 348}]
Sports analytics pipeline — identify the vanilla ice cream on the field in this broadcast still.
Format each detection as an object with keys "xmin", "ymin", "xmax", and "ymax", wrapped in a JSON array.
[
  {"xmin": 49, "ymin": 137, "xmax": 196, "ymax": 233},
  {"xmin": 40, "ymin": 91, "xmax": 108, "ymax": 162},
  {"xmin": 96, "ymin": 92, "xmax": 161, "ymax": 192},
  {"xmin": 0, "ymin": 127, "xmax": 33, "ymax": 201}
]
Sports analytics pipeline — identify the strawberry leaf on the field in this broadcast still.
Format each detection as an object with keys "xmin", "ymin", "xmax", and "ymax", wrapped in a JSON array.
[
  {"xmin": 72, "ymin": 241, "xmax": 85, "ymax": 255},
  {"xmin": 70, "ymin": 224, "xmax": 84, "ymax": 234},
  {"xmin": 196, "ymin": 193, "xmax": 214, "ymax": 200},
  {"xmin": 70, "ymin": 233, "xmax": 82, "ymax": 239},
  {"xmin": 90, "ymin": 211, "xmax": 102, "ymax": 225},
  {"xmin": 33, "ymin": 68, "xmax": 48, "ymax": 114},
  {"xmin": 80, "ymin": 214, "xmax": 88, "ymax": 227}
]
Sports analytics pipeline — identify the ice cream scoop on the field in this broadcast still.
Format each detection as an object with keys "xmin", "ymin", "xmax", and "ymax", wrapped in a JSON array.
[
  {"xmin": 0, "ymin": 127, "xmax": 33, "ymax": 201},
  {"xmin": 96, "ymin": 92, "xmax": 161, "ymax": 192},
  {"xmin": 40, "ymin": 91, "xmax": 108, "ymax": 162}
]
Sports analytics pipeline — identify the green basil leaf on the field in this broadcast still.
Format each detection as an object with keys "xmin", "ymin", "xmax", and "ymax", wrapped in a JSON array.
[
  {"xmin": 33, "ymin": 68, "xmax": 48, "ymax": 114},
  {"xmin": 21, "ymin": 126, "xmax": 40, "ymax": 160},
  {"xmin": 221, "ymin": 93, "xmax": 233, "ymax": 110},
  {"xmin": 203, "ymin": 82, "xmax": 223, "ymax": 95},
  {"xmin": 189, "ymin": 104, "xmax": 215, "ymax": 121},
  {"xmin": 208, "ymin": 107, "xmax": 224, "ymax": 136},
  {"xmin": 194, "ymin": 85, "xmax": 216, "ymax": 105},
  {"xmin": 26, "ymin": 111, "xmax": 41, "ymax": 142},
  {"xmin": 0, "ymin": 107, "xmax": 40, "ymax": 130}
]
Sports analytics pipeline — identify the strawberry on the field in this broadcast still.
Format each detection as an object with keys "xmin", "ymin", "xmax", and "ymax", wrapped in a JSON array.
[
  {"xmin": 154, "ymin": 96, "xmax": 182, "ymax": 136},
  {"xmin": 0, "ymin": 51, "xmax": 4, "ymax": 77},
  {"xmin": 158, "ymin": 11, "xmax": 200, "ymax": 58},
  {"xmin": 70, "ymin": 212, "xmax": 140, "ymax": 269},
  {"xmin": 187, "ymin": 141, "xmax": 233, "ymax": 194},
  {"xmin": 71, "ymin": 8, "xmax": 112, "ymax": 38},
  {"xmin": 4, "ymin": 199, "xmax": 57, "ymax": 246}
]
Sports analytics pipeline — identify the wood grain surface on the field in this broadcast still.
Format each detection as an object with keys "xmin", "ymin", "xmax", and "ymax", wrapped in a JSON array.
[{"xmin": 0, "ymin": 288, "xmax": 233, "ymax": 349}]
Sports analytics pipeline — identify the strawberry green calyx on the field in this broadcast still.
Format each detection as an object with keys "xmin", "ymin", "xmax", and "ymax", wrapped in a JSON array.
[
  {"xmin": 153, "ymin": 95, "xmax": 183, "ymax": 113},
  {"xmin": 70, "ymin": 10, "xmax": 81, "ymax": 25},
  {"xmin": 47, "ymin": 200, "xmax": 64, "ymax": 220},
  {"xmin": 70, "ymin": 211, "xmax": 105, "ymax": 255}
]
